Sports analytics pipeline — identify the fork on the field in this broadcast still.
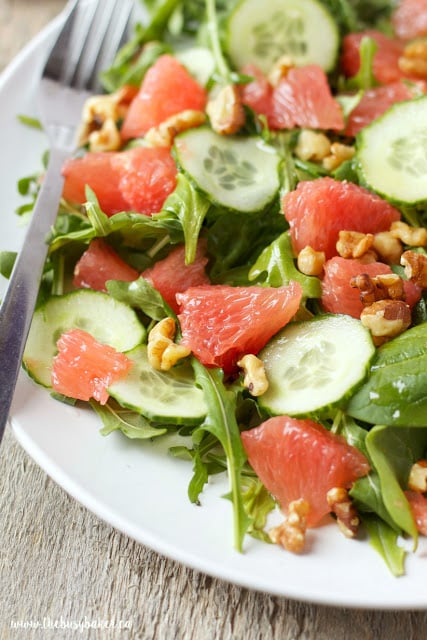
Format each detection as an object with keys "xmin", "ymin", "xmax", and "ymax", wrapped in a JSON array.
[{"xmin": 0, "ymin": 0, "xmax": 134, "ymax": 443}]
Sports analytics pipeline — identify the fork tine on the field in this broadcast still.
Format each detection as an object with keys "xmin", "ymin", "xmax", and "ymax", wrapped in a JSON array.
[{"xmin": 71, "ymin": 0, "xmax": 134, "ymax": 92}]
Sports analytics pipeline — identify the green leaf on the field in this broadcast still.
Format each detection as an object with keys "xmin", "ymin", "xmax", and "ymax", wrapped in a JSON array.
[
  {"xmin": 248, "ymin": 232, "xmax": 321, "ymax": 299},
  {"xmin": 362, "ymin": 514, "xmax": 406, "ymax": 577},
  {"xmin": 192, "ymin": 359, "xmax": 252, "ymax": 551},
  {"xmin": 0, "ymin": 251, "xmax": 16, "ymax": 279},
  {"xmin": 340, "ymin": 35, "xmax": 378, "ymax": 91},
  {"xmin": 347, "ymin": 322, "xmax": 427, "ymax": 426},
  {"xmin": 160, "ymin": 173, "xmax": 210, "ymax": 263},
  {"xmin": 17, "ymin": 114, "xmax": 42, "ymax": 130},
  {"xmin": 241, "ymin": 476, "xmax": 276, "ymax": 543},
  {"xmin": 106, "ymin": 277, "xmax": 171, "ymax": 322},
  {"xmin": 365, "ymin": 425, "xmax": 427, "ymax": 541},
  {"xmin": 92, "ymin": 401, "xmax": 168, "ymax": 439}
]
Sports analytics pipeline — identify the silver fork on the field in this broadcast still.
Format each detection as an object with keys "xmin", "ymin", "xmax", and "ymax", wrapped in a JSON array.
[{"xmin": 0, "ymin": 0, "xmax": 134, "ymax": 442}]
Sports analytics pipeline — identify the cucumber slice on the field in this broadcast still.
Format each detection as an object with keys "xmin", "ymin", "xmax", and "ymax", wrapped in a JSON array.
[
  {"xmin": 23, "ymin": 289, "xmax": 145, "ymax": 387},
  {"xmin": 176, "ymin": 47, "xmax": 215, "ymax": 87},
  {"xmin": 226, "ymin": 0, "xmax": 339, "ymax": 74},
  {"xmin": 357, "ymin": 95, "xmax": 427, "ymax": 206},
  {"xmin": 174, "ymin": 127, "xmax": 281, "ymax": 212},
  {"xmin": 108, "ymin": 345, "xmax": 207, "ymax": 425},
  {"xmin": 258, "ymin": 314, "xmax": 375, "ymax": 417}
]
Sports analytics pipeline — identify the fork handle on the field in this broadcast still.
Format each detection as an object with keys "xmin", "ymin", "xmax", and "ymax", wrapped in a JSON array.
[{"xmin": 0, "ymin": 147, "xmax": 69, "ymax": 443}]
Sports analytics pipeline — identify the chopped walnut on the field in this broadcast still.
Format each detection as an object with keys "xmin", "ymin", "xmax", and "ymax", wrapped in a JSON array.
[
  {"xmin": 360, "ymin": 299, "xmax": 411, "ymax": 344},
  {"xmin": 399, "ymin": 40, "xmax": 427, "ymax": 79},
  {"xmin": 268, "ymin": 54, "xmax": 294, "ymax": 86},
  {"xmin": 77, "ymin": 85, "xmax": 136, "ymax": 151},
  {"xmin": 322, "ymin": 142, "xmax": 355, "ymax": 171},
  {"xmin": 326, "ymin": 487, "xmax": 360, "ymax": 538},
  {"xmin": 297, "ymin": 245, "xmax": 325, "ymax": 276},
  {"xmin": 206, "ymin": 84, "xmax": 245, "ymax": 135},
  {"xmin": 294, "ymin": 129, "xmax": 331, "ymax": 162},
  {"xmin": 408, "ymin": 460, "xmax": 427, "ymax": 493},
  {"xmin": 147, "ymin": 317, "xmax": 191, "ymax": 371},
  {"xmin": 269, "ymin": 499, "xmax": 310, "ymax": 554},
  {"xmin": 350, "ymin": 272, "xmax": 405, "ymax": 306},
  {"xmin": 336, "ymin": 230, "xmax": 374, "ymax": 259},
  {"xmin": 373, "ymin": 231, "xmax": 403, "ymax": 265},
  {"xmin": 401, "ymin": 250, "xmax": 427, "ymax": 288},
  {"xmin": 390, "ymin": 220, "xmax": 427, "ymax": 247},
  {"xmin": 237, "ymin": 354, "xmax": 269, "ymax": 397},
  {"xmin": 145, "ymin": 109, "xmax": 206, "ymax": 147}
]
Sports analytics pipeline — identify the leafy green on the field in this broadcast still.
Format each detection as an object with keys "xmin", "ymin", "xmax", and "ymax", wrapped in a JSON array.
[
  {"xmin": 339, "ymin": 35, "xmax": 378, "ymax": 91},
  {"xmin": 362, "ymin": 514, "xmax": 406, "ymax": 577},
  {"xmin": 192, "ymin": 360, "xmax": 252, "ymax": 551},
  {"xmin": 92, "ymin": 401, "xmax": 168, "ymax": 439},
  {"xmin": 347, "ymin": 323, "xmax": 427, "ymax": 426},
  {"xmin": 160, "ymin": 173, "xmax": 210, "ymax": 263},
  {"xmin": 0, "ymin": 251, "xmax": 16, "ymax": 279},
  {"xmin": 248, "ymin": 232, "xmax": 322, "ymax": 299},
  {"xmin": 106, "ymin": 277, "xmax": 172, "ymax": 321},
  {"xmin": 365, "ymin": 425, "xmax": 427, "ymax": 541}
]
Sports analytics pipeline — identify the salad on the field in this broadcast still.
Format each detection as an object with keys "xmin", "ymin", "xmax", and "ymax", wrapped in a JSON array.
[{"xmin": 5, "ymin": 0, "xmax": 427, "ymax": 577}]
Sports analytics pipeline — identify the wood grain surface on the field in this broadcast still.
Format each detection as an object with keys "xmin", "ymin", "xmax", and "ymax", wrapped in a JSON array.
[{"xmin": 1, "ymin": 2, "xmax": 427, "ymax": 638}]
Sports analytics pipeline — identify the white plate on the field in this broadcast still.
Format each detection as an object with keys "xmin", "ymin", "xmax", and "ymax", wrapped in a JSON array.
[{"xmin": 3, "ymin": 12, "xmax": 427, "ymax": 611}]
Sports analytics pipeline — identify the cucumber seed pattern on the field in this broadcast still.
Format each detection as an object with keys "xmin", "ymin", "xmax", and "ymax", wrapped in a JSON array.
[
  {"xmin": 388, "ymin": 131, "xmax": 427, "ymax": 178},
  {"xmin": 252, "ymin": 11, "xmax": 306, "ymax": 62},
  {"xmin": 203, "ymin": 145, "xmax": 258, "ymax": 190}
]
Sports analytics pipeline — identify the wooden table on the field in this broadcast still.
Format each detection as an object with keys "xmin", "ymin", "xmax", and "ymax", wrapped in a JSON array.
[{"xmin": 1, "ymin": 2, "xmax": 427, "ymax": 638}]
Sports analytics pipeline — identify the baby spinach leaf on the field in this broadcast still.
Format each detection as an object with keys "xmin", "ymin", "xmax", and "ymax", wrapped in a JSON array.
[
  {"xmin": 365, "ymin": 425, "xmax": 427, "ymax": 541},
  {"xmin": 347, "ymin": 322, "xmax": 427, "ymax": 426},
  {"xmin": 107, "ymin": 277, "xmax": 172, "ymax": 321},
  {"xmin": 362, "ymin": 514, "xmax": 406, "ymax": 577}
]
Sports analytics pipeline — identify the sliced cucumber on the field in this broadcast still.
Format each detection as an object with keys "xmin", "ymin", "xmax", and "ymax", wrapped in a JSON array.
[
  {"xmin": 226, "ymin": 0, "xmax": 339, "ymax": 74},
  {"xmin": 174, "ymin": 127, "xmax": 281, "ymax": 212},
  {"xmin": 258, "ymin": 314, "xmax": 375, "ymax": 417},
  {"xmin": 357, "ymin": 95, "xmax": 427, "ymax": 206},
  {"xmin": 108, "ymin": 345, "xmax": 207, "ymax": 425},
  {"xmin": 176, "ymin": 46, "xmax": 215, "ymax": 87},
  {"xmin": 23, "ymin": 289, "xmax": 145, "ymax": 387}
]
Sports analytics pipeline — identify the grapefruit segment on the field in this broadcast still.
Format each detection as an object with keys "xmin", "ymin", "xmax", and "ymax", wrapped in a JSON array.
[
  {"xmin": 341, "ymin": 30, "xmax": 408, "ymax": 85},
  {"xmin": 121, "ymin": 54, "xmax": 207, "ymax": 140},
  {"xmin": 282, "ymin": 177, "xmax": 401, "ymax": 260},
  {"xmin": 51, "ymin": 328, "xmax": 133, "ymax": 405},
  {"xmin": 142, "ymin": 242, "xmax": 210, "ymax": 313},
  {"xmin": 392, "ymin": 0, "xmax": 427, "ymax": 41},
  {"xmin": 177, "ymin": 282, "xmax": 302, "ymax": 373},
  {"xmin": 73, "ymin": 239, "xmax": 139, "ymax": 292},
  {"xmin": 62, "ymin": 146, "xmax": 177, "ymax": 216},
  {"xmin": 321, "ymin": 257, "xmax": 422, "ymax": 318},
  {"xmin": 241, "ymin": 415, "xmax": 370, "ymax": 528}
]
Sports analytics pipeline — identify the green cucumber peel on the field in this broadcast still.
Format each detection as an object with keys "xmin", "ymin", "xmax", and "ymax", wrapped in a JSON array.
[{"xmin": 192, "ymin": 359, "xmax": 252, "ymax": 551}]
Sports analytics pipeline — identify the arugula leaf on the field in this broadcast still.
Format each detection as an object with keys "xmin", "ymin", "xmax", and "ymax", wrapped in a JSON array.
[
  {"xmin": 248, "ymin": 232, "xmax": 322, "ymax": 299},
  {"xmin": 241, "ymin": 476, "xmax": 276, "ymax": 543},
  {"xmin": 106, "ymin": 276, "xmax": 172, "ymax": 321},
  {"xmin": 192, "ymin": 359, "xmax": 252, "ymax": 551},
  {"xmin": 340, "ymin": 35, "xmax": 378, "ymax": 91},
  {"xmin": 362, "ymin": 513, "xmax": 406, "ymax": 577},
  {"xmin": 92, "ymin": 401, "xmax": 168, "ymax": 439},
  {"xmin": 160, "ymin": 173, "xmax": 210, "ymax": 263}
]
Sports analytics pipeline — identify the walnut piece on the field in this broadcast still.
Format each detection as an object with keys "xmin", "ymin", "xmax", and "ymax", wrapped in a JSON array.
[
  {"xmin": 145, "ymin": 109, "xmax": 206, "ymax": 147},
  {"xmin": 401, "ymin": 250, "xmax": 427, "ymax": 288},
  {"xmin": 269, "ymin": 499, "xmax": 310, "ymax": 554},
  {"xmin": 294, "ymin": 129, "xmax": 331, "ymax": 162},
  {"xmin": 237, "ymin": 354, "xmax": 269, "ymax": 396},
  {"xmin": 390, "ymin": 220, "xmax": 427, "ymax": 247},
  {"xmin": 399, "ymin": 40, "xmax": 427, "ymax": 78},
  {"xmin": 336, "ymin": 230, "xmax": 374, "ymax": 259},
  {"xmin": 297, "ymin": 245, "xmax": 325, "ymax": 276},
  {"xmin": 268, "ymin": 54, "xmax": 294, "ymax": 86},
  {"xmin": 350, "ymin": 272, "xmax": 405, "ymax": 306},
  {"xmin": 326, "ymin": 487, "xmax": 360, "ymax": 538},
  {"xmin": 360, "ymin": 299, "xmax": 411, "ymax": 343},
  {"xmin": 147, "ymin": 317, "xmax": 191, "ymax": 371},
  {"xmin": 408, "ymin": 460, "xmax": 427, "ymax": 493},
  {"xmin": 322, "ymin": 142, "xmax": 355, "ymax": 171},
  {"xmin": 206, "ymin": 84, "xmax": 245, "ymax": 135},
  {"xmin": 373, "ymin": 231, "xmax": 403, "ymax": 265}
]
